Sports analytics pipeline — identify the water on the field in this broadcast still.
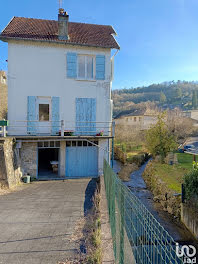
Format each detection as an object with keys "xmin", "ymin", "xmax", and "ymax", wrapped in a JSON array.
[{"xmin": 113, "ymin": 159, "xmax": 197, "ymax": 245}]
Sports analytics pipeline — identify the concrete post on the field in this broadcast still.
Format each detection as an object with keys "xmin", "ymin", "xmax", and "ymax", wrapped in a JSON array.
[
  {"xmin": 59, "ymin": 141, "xmax": 66, "ymax": 177},
  {"xmin": 61, "ymin": 120, "xmax": 64, "ymax": 137},
  {"xmin": 3, "ymin": 126, "xmax": 6, "ymax": 137}
]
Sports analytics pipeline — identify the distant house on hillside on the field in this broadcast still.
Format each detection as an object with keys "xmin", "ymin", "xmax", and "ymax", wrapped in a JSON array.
[
  {"xmin": 114, "ymin": 108, "xmax": 158, "ymax": 130},
  {"xmin": 0, "ymin": 71, "xmax": 7, "ymax": 119},
  {"xmin": 183, "ymin": 110, "xmax": 198, "ymax": 121}
]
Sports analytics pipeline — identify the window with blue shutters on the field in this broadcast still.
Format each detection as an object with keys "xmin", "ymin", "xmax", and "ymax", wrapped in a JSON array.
[
  {"xmin": 96, "ymin": 55, "xmax": 105, "ymax": 80},
  {"xmin": 67, "ymin": 52, "xmax": 106, "ymax": 81},
  {"xmin": 27, "ymin": 96, "xmax": 37, "ymax": 135},
  {"xmin": 76, "ymin": 98, "xmax": 96, "ymax": 135},
  {"xmin": 67, "ymin": 53, "xmax": 77, "ymax": 78}
]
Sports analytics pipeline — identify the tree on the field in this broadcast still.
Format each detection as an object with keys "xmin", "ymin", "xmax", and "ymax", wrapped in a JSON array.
[
  {"xmin": 160, "ymin": 92, "xmax": 166, "ymax": 103},
  {"xmin": 145, "ymin": 113, "xmax": 177, "ymax": 162},
  {"xmin": 167, "ymin": 108, "xmax": 194, "ymax": 140},
  {"xmin": 192, "ymin": 90, "xmax": 197, "ymax": 109}
]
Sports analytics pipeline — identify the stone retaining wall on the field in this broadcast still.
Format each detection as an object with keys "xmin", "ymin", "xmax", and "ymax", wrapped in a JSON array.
[
  {"xmin": 143, "ymin": 161, "xmax": 181, "ymax": 218},
  {"xmin": 20, "ymin": 142, "xmax": 37, "ymax": 176},
  {"xmin": 114, "ymin": 146, "xmax": 127, "ymax": 164},
  {"xmin": 0, "ymin": 138, "xmax": 23, "ymax": 188}
]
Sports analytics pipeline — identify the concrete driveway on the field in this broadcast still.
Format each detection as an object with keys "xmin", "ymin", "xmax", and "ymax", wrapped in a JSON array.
[{"xmin": 0, "ymin": 179, "xmax": 97, "ymax": 264}]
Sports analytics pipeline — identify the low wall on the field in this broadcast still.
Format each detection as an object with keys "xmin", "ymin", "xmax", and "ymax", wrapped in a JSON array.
[
  {"xmin": 143, "ymin": 161, "xmax": 181, "ymax": 218},
  {"xmin": 181, "ymin": 203, "xmax": 198, "ymax": 239},
  {"xmin": 114, "ymin": 146, "xmax": 127, "ymax": 164},
  {"xmin": 0, "ymin": 138, "xmax": 23, "ymax": 188}
]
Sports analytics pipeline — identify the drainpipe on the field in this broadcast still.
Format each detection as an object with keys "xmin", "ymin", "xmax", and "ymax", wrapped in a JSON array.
[{"xmin": 110, "ymin": 50, "xmax": 119, "ymax": 168}]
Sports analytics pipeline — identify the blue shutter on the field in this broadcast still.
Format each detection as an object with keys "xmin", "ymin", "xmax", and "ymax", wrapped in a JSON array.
[
  {"xmin": 76, "ymin": 98, "xmax": 96, "ymax": 135},
  {"xmin": 52, "ymin": 97, "xmax": 60, "ymax": 135},
  {"xmin": 96, "ymin": 55, "xmax": 105, "ymax": 80},
  {"xmin": 67, "ymin": 53, "xmax": 77, "ymax": 78},
  {"xmin": 27, "ymin": 96, "xmax": 37, "ymax": 135}
]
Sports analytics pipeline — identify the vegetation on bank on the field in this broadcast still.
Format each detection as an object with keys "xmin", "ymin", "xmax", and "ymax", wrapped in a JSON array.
[
  {"xmin": 145, "ymin": 113, "xmax": 177, "ymax": 162},
  {"xmin": 150, "ymin": 162, "xmax": 186, "ymax": 193},
  {"xmin": 183, "ymin": 162, "xmax": 198, "ymax": 209}
]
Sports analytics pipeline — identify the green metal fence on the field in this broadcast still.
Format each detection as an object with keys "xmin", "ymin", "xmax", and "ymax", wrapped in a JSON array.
[{"xmin": 103, "ymin": 159, "xmax": 183, "ymax": 264}]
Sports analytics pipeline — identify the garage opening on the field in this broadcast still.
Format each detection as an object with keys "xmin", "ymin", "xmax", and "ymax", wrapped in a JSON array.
[{"xmin": 38, "ymin": 141, "xmax": 60, "ymax": 179}]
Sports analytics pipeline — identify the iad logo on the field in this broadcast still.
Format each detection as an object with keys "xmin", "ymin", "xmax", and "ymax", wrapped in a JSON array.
[{"xmin": 176, "ymin": 243, "xmax": 196, "ymax": 263}]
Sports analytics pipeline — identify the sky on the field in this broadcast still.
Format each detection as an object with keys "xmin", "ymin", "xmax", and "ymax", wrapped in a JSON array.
[{"xmin": 1, "ymin": 0, "xmax": 198, "ymax": 89}]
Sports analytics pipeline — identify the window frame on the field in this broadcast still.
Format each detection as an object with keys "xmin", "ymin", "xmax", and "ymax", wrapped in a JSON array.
[{"xmin": 77, "ymin": 54, "xmax": 95, "ymax": 80}]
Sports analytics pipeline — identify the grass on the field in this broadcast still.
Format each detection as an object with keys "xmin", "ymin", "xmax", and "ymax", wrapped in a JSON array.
[
  {"xmin": 151, "ymin": 152, "xmax": 194, "ymax": 193},
  {"xmin": 152, "ymin": 163, "xmax": 186, "ymax": 193},
  {"xmin": 177, "ymin": 152, "xmax": 194, "ymax": 170},
  {"xmin": 115, "ymin": 141, "xmax": 146, "ymax": 163}
]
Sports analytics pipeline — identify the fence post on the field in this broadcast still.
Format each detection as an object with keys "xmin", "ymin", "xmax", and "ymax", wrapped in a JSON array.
[
  {"xmin": 119, "ymin": 185, "xmax": 125, "ymax": 264},
  {"xmin": 111, "ymin": 137, "xmax": 114, "ymax": 168},
  {"xmin": 181, "ymin": 184, "xmax": 185, "ymax": 203},
  {"xmin": 112, "ymin": 121, "xmax": 115, "ymax": 137},
  {"xmin": 61, "ymin": 120, "xmax": 64, "ymax": 136}
]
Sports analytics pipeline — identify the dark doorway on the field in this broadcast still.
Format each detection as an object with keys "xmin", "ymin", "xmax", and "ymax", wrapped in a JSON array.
[{"xmin": 38, "ymin": 148, "xmax": 59, "ymax": 178}]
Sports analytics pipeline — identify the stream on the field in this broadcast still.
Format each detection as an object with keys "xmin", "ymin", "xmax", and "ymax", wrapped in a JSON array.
[{"xmin": 113, "ymin": 160, "xmax": 198, "ymax": 246}]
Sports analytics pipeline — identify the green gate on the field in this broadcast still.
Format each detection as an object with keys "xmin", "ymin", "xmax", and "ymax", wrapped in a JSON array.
[{"xmin": 103, "ymin": 159, "xmax": 183, "ymax": 264}]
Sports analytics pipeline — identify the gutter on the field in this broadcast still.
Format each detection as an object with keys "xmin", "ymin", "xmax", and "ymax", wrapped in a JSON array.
[{"xmin": 0, "ymin": 35, "xmax": 120, "ymax": 50}]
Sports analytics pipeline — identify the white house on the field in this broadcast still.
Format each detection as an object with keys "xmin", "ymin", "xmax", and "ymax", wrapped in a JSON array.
[
  {"xmin": 114, "ymin": 108, "xmax": 158, "ymax": 130},
  {"xmin": 0, "ymin": 9, "xmax": 119, "ymax": 179}
]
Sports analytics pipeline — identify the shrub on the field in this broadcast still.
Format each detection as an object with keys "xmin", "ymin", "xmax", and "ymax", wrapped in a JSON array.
[{"xmin": 184, "ymin": 169, "xmax": 198, "ymax": 201}]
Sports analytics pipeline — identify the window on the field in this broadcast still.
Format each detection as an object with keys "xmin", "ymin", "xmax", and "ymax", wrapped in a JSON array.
[
  {"xmin": 78, "ymin": 55, "xmax": 94, "ymax": 79},
  {"xmin": 39, "ymin": 104, "xmax": 49, "ymax": 121}
]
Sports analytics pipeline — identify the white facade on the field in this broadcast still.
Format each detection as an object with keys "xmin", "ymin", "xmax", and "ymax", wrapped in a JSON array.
[
  {"xmin": 7, "ymin": 40, "xmax": 113, "ymax": 135},
  {"xmin": 5, "ymin": 39, "xmax": 114, "ymax": 178}
]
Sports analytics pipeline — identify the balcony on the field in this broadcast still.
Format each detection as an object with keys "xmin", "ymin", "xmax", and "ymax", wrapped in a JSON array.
[{"xmin": 0, "ymin": 120, "xmax": 115, "ymax": 138}]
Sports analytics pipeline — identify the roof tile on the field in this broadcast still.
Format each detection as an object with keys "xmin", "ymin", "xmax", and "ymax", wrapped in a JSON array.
[{"xmin": 0, "ymin": 17, "xmax": 120, "ymax": 49}]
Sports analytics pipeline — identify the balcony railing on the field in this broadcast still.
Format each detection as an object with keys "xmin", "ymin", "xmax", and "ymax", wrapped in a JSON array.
[{"xmin": 0, "ymin": 120, "xmax": 115, "ymax": 137}]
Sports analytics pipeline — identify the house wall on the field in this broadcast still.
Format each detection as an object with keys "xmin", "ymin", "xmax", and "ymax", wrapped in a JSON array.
[
  {"xmin": 0, "ymin": 71, "xmax": 7, "ymax": 119},
  {"xmin": 142, "ymin": 116, "xmax": 158, "ymax": 129},
  {"xmin": 114, "ymin": 116, "xmax": 143, "ymax": 128},
  {"xmin": 17, "ymin": 139, "xmax": 108, "ymax": 178},
  {"xmin": 7, "ymin": 41, "xmax": 112, "ymax": 135},
  {"xmin": 115, "ymin": 115, "xmax": 157, "ymax": 130},
  {"xmin": 183, "ymin": 110, "xmax": 198, "ymax": 121}
]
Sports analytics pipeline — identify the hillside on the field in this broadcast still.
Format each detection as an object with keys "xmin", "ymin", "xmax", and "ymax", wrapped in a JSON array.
[{"xmin": 112, "ymin": 81, "xmax": 198, "ymax": 117}]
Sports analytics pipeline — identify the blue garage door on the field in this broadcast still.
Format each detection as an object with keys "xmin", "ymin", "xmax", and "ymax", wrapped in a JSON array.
[{"xmin": 65, "ymin": 145, "xmax": 98, "ymax": 178}]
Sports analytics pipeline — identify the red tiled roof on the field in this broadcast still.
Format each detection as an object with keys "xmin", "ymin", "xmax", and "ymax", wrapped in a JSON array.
[{"xmin": 0, "ymin": 16, "xmax": 120, "ymax": 49}]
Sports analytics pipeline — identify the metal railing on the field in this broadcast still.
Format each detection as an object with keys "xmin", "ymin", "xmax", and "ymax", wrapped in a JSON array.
[
  {"xmin": 103, "ymin": 159, "xmax": 183, "ymax": 264},
  {"xmin": 0, "ymin": 120, "xmax": 114, "ymax": 137}
]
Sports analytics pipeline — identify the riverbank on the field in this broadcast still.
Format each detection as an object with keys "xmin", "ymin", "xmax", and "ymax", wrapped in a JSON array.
[{"xmin": 121, "ymin": 160, "xmax": 198, "ymax": 248}]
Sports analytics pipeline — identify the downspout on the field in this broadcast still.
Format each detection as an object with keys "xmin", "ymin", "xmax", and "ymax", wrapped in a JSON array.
[{"xmin": 111, "ymin": 49, "xmax": 119, "ymax": 168}]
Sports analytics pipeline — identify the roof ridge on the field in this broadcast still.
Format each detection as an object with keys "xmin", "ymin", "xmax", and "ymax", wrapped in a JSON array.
[{"xmin": 12, "ymin": 16, "xmax": 113, "ymax": 28}]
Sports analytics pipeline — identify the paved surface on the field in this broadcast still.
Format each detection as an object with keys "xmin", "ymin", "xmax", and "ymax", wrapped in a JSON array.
[{"xmin": 0, "ymin": 179, "xmax": 97, "ymax": 264}]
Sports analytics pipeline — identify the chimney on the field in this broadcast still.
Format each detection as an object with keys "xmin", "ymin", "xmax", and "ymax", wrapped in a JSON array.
[{"xmin": 58, "ymin": 8, "xmax": 69, "ymax": 40}]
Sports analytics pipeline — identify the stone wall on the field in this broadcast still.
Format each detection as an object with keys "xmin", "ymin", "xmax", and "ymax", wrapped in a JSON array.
[
  {"xmin": 20, "ymin": 142, "xmax": 37, "ymax": 176},
  {"xmin": 114, "ymin": 146, "xmax": 127, "ymax": 164},
  {"xmin": 0, "ymin": 140, "xmax": 8, "ymax": 187},
  {"xmin": 181, "ymin": 203, "xmax": 198, "ymax": 239},
  {"xmin": 0, "ymin": 138, "xmax": 23, "ymax": 188},
  {"xmin": 143, "ymin": 161, "xmax": 181, "ymax": 218}
]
